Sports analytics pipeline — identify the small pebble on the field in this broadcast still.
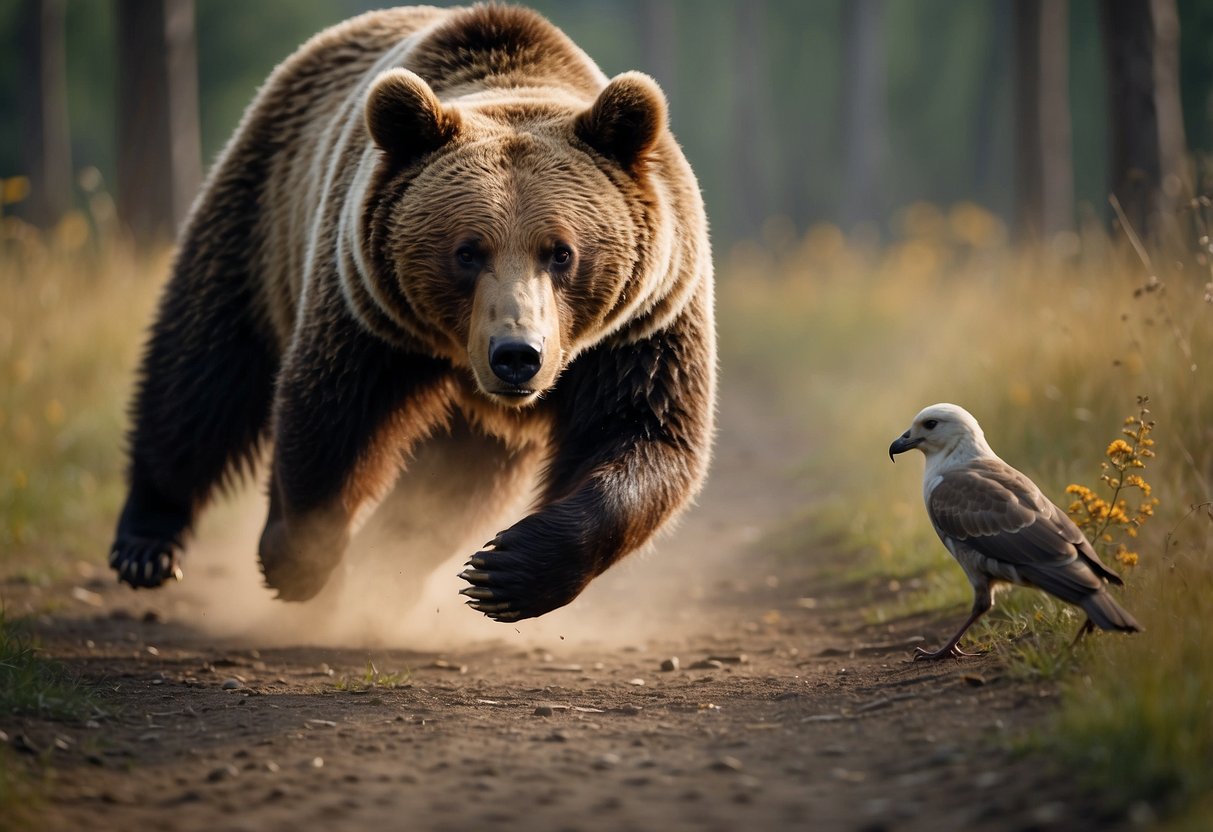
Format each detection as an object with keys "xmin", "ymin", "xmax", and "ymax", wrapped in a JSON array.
[
  {"xmin": 221, "ymin": 679, "xmax": 243, "ymax": 690},
  {"xmin": 1031, "ymin": 802, "xmax": 1066, "ymax": 824},
  {"xmin": 975, "ymin": 771, "xmax": 1002, "ymax": 789},
  {"xmin": 429, "ymin": 660, "xmax": 467, "ymax": 673},
  {"xmin": 206, "ymin": 764, "xmax": 239, "ymax": 783},
  {"xmin": 711, "ymin": 756, "xmax": 743, "ymax": 772},
  {"xmin": 660, "ymin": 657, "xmax": 680, "ymax": 672},
  {"xmin": 593, "ymin": 753, "xmax": 622, "ymax": 770},
  {"xmin": 533, "ymin": 705, "xmax": 554, "ymax": 717},
  {"xmin": 689, "ymin": 659, "xmax": 724, "ymax": 670}
]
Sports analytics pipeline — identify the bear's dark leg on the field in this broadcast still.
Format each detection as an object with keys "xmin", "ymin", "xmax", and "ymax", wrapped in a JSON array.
[
  {"xmin": 258, "ymin": 314, "xmax": 454, "ymax": 601},
  {"xmin": 459, "ymin": 307, "xmax": 714, "ymax": 621},
  {"xmin": 111, "ymin": 260, "xmax": 279, "ymax": 589}
]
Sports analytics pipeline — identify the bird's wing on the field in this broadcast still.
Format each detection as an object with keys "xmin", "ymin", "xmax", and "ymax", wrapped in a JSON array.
[{"xmin": 927, "ymin": 459, "xmax": 1110, "ymax": 602}]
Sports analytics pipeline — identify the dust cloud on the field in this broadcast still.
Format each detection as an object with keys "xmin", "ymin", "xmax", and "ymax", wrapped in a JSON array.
[
  {"xmin": 153, "ymin": 392, "xmax": 792, "ymax": 653},
  {"xmin": 163, "ymin": 483, "xmax": 739, "ymax": 653}
]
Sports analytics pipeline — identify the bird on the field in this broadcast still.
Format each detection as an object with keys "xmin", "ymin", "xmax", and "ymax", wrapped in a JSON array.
[{"xmin": 888, "ymin": 403, "xmax": 1140, "ymax": 660}]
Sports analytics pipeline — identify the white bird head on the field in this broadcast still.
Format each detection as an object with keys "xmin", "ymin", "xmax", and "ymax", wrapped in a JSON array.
[{"xmin": 888, "ymin": 403, "xmax": 995, "ymax": 467}]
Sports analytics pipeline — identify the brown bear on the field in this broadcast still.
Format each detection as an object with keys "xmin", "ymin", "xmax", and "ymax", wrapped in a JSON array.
[{"xmin": 108, "ymin": 4, "xmax": 715, "ymax": 622}]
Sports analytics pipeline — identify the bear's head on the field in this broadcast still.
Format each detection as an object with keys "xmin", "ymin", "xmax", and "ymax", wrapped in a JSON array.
[{"xmin": 362, "ymin": 68, "xmax": 668, "ymax": 407}]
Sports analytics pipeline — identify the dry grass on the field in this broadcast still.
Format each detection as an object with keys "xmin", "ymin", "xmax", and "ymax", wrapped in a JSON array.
[
  {"xmin": 720, "ymin": 202, "xmax": 1213, "ymax": 822},
  {"xmin": 0, "ymin": 217, "xmax": 166, "ymax": 578}
]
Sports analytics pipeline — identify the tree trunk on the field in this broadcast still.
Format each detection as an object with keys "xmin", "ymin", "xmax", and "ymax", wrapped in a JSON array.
[
  {"xmin": 1100, "ymin": 0, "xmax": 1188, "ymax": 242},
  {"xmin": 17, "ymin": 0, "xmax": 72, "ymax": 229},
  {"xmin": 1013, "ymin": 0, "xmax": 1074, "ymax": 240},
  {"xmin": 116, "ymin": 0, "xmax": 202, "ymax": 243},
  {"xmin": 974, "ymin": 0, "xmax": 1012, "ymax": 216},
  {"xmin": 839, "ymin": 0, "xmax": 886, "ymax": 229}
]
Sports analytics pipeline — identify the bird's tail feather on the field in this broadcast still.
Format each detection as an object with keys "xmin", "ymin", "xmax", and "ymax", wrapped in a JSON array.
[{"xmin": 1081, "ymin": 590, "xmax": 1141, "ymax": 632}]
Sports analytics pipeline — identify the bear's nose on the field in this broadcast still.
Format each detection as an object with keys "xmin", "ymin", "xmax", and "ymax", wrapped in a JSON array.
[{"xmin": 488, "ymin": 336, "xmax": 543, "ymax": 386}]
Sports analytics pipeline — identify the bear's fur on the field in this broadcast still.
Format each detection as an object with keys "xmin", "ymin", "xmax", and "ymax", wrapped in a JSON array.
[{"xmin": 109, "ymin": 4, "xmax": 715, "ymax": 622}]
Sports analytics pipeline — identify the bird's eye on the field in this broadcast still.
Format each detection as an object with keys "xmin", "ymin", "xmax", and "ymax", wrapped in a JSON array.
[
  {"xmin": 923, "ymin": 419, "xmax": 938, "ymax": 430},
  {"xmin": 551, "ymin": 244, "xmax": 574, "ymax": 268}
]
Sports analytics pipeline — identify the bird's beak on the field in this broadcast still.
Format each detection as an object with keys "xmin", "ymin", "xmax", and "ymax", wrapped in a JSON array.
[{"xmin": 888, "ymin": 431, "xmax": 922, "ymax": 462}]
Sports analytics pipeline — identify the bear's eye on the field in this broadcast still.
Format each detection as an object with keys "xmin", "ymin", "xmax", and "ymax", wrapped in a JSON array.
[
  {"xmin": 923, "ymin": 419, "xmax": 939, "ymax": 430},
  {"xmin": 550, "ymin": 244, "xmax": 574, "ymax": 269},
  {"xmin": 455, "ymin": 245, "xmax": 480, "ymax": 268}
]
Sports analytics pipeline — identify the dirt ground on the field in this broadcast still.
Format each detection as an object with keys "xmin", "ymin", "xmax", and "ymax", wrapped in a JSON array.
[{"xmin": 2, "ymin": 381, "xmax": 1132, "ymax": 832}]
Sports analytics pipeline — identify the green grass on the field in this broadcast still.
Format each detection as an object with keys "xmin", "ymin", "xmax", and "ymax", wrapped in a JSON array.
[
  {"xmin": 1043, "ymin": 525, "xmax": 1213, "ymax": 817},
  {"xmin": 0, "ymin": 611, "xmax": 100, "ymax": 721},
  {"xmin": 721, "ymin": 203, "xmax": 1213, "ymax": 822},
  {"xmin": 334, "ymin": 660, "xmax": 412, "ymax": 691},
  {"xmin": 0, "ymin": 610, "xmax": 103, "ymax": 830},
  {"xmin": 0, "ymin": 747, "xmax": 43, "ymax": 832}
]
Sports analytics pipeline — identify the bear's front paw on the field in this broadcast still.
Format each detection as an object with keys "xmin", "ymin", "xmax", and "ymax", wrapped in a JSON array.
[
  {"xmin": 258, "ymin": 521, "xmax": 346, "ymax": 602},
  {"xmin": 457, "ymin": 528, "xmax": 588, "ymax": 622},
  {"xmin": 110, "ymin": 535, "xmax": 183, "ymax": 589}
]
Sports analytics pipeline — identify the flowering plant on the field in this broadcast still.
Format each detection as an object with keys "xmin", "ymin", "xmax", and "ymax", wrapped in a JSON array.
[{"xmin": 1065, "ymin": 397, "xmax": 1159, "ymax": 568}]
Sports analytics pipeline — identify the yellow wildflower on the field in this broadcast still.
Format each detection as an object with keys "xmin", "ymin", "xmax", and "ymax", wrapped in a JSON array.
[{"xmin": 1123, "ymin": 474, "xmax": 1146, "ymax": 492}]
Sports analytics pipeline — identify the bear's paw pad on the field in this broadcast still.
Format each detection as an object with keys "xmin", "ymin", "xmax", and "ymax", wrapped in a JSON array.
[
  {"xmin": 110, "ymin": 537, "xmax": 183, "ymax": 589},
  {"xmin": 259, "ymin": 557, "xmax": 338, "ymax": 603}
]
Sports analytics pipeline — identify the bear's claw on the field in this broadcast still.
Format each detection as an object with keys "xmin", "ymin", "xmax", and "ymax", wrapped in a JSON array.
[
  {"xmin": 458, "ymin": 569, "xmax": 519, "ymax": 619},
  {"xmin": 458, "ymin": 528, "xmax": 585, "ymax": 622},
  {"xmin": 110, "ymin": 536, "xmax": 183, "ymax": 589}
]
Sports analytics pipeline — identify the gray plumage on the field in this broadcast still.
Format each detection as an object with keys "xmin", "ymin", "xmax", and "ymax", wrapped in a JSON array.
[{"xmin": 889, "ymin": 403, "xmax": 1140, "ymax": 660}]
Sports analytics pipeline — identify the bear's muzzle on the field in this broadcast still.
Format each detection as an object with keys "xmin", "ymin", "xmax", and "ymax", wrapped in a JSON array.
[{"xmin": 489, "ymin": 335, "xmax": 544, "ymax": 387}]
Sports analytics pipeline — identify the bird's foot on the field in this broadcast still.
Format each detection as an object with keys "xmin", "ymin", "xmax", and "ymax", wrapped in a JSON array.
[
  {"xmin": 1069, "ymin": 618, "xmax": 1096, "ymax": 647},
  {"xmin": 913, "ymin": 644, "xmax": 978, "ymax": 661}
]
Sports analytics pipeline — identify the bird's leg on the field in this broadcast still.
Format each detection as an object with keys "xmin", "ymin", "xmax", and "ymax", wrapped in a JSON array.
[
  {"xmin": 1069, "ymin": 617, "xmax": 1096, "ymax": 647},
  {"xmin": 914, "ymin": 591, "xmax": 992, "ymax": 661}
]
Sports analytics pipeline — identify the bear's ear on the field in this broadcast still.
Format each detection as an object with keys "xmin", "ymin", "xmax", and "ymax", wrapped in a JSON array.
[
  {"xmin": 575, "ymin": 72, "xmax": 667, "ymax": 172},
  {"xmin": 365, "ymin": 69, "xmax": 461, "ymax": 162}
]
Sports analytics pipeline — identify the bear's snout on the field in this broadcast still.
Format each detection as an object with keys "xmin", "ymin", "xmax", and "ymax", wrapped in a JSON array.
[
  {"xmin": 468, "ymin": 265, "xmax": 562, "ymax": 404},
  {"xmin": 489, "ymin": 335, "xmax": 543, "ymax": 386}
]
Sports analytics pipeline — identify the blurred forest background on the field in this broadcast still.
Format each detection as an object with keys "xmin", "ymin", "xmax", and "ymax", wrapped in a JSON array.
[
  {"xmin": 3, "ymin": 4, "xmax": 1213, "ymax": 822},
  {"xmin": 2, "ymin": 0, "xmax": 1211, "ymax": 250}
]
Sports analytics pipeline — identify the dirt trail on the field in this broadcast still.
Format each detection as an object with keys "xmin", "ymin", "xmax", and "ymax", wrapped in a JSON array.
[{"xmin": 4, "ymin": 377, "xmax": 1126, "ymax": 832}]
